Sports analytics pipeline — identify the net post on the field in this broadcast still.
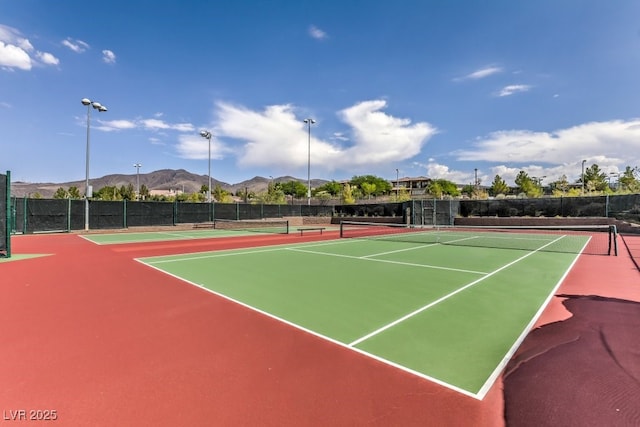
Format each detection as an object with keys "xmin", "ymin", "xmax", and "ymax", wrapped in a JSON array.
[
  {"xmin": 609, "ymin": 224, "xmax": 618, "ymax": 256},
  {"xmin": 2, "ymin": 171, "xmax": 11, "ymax": 258}
]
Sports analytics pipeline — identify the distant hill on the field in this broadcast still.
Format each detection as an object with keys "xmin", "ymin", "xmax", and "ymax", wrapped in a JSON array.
[{"xmin": 10, "ymin": 169, "xmax": 329, "ymax": 198}]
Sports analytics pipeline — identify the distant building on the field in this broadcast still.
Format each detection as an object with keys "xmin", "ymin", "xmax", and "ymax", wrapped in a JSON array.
[{"xmin": 390, "ymin": 176, "xmax": 432, "ymax": 196}]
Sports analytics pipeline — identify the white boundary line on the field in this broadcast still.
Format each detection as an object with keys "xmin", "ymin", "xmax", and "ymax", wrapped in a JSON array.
[
  {"xmin": 135, "ymin": 257, "xmax": 479, "ymax": 399},
  {"xmin": 474, "ymin": 236, "xmax": 591, "ymax": 399},
  {"xmin": 137, "ymin": 232, "xmax": 587, "ymax": 399}
]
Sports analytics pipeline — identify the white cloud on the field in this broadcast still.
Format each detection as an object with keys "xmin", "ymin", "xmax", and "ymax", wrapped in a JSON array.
[
  {"xmin": 187, "ymin": 100, "xmax": 436, "ymax": 176},
  {"xmin": 101, "ymin": 119, "xmax": 137, "ymax": 130},
  {"xmin": 0, "ymin": 41, "xmax": 31, "ymax": 70},
  {"xmin": 0, "ymin": 25, "xmax": 58, "ymax": 70},
  {"xmin": 142, "ymin": 118, "xmax": 194, "ymax": 132},
  {"xmin": 337, "ymin": 100, "xmax": 437, "ymax": 167},
  {"xmin": 496, "ymin": 84, "xmax": 531, "ymax": 97},
  {"xmin": 36, "ymin": 51, "xmax": 59, "ymax": 66},
  {"xmin": 62, "ymin": 38, "xmax": 89, "ymax": 53},
  {"xmin": 455, "ymin": 66, "xmax": 503, "ymax": 81},
  {"xmin": 102, "ymin": 49, "xmax": 116, "ymax": 64},
  {"xmin": 455, "ymin": 119, "xmax": 640, "ymax": 182},
  {"xmin": 425, "ymin": 161, "xmax": 470, "ymax": 183},
  {"xmin": 309, "ymin": 25, "xmax": 327, "ymax": 40}
]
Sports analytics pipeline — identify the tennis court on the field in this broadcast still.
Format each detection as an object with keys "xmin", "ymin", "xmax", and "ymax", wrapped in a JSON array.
[
  {"xmin": 83, "ymin": 219, "xmax": 294, "ymax": 245},
  {"xmin": 138, "ymin": 224, "xmax": 602, "ymax": 398}
]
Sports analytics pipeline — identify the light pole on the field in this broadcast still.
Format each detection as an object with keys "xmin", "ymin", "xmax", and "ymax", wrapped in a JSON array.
[
  {"xmin": 81, "ymin": 98, "xmax": 107, "ymax": 231},
  {"xmin": 304, "ymin": 118, "xmax": 315, "ymax": 206},
  {"xmin": 133, "ymin": 163, "xmax": 142, "ymax": 200},
  {"xmin": 200, "ymin": 130, "xmax": 212, "ymax": 203},
  {"xmin": 581, "ymin": 159, "xmax": 587, "ymax": 195}
]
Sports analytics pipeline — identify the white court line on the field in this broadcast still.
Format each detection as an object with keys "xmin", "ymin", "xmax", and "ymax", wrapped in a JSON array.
[
  {"xmin": 137, "ymin": 232, "xmax": 576, "ymax": 399},
  {"xmin": 347, "ymin": 234, "xmax": 567, "ymax": 347},
  {"xmin": 360, "ymin": 235, "xmax": 480, "ymax": 258},
  {"xmin": 142, "ymin": 235, "xmax": 396, "ymax": 264},
  {"xmin": 286, "ymin": 247, "xmax": 488, "ymax": 275},
  {"xmin": 474, "ymin": 236, "xmax": 590, "ymax": 399},
  {"xmin": 135, "ymin": 257, "xmax": 480, "ymax": 400}
]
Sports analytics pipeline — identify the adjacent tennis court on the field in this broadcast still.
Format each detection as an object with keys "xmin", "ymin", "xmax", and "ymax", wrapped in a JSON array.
[
  {"xmin": 138, "ymin": 224, "xmax": 601, "ymax": 398},
  {"xmin": 82, "ymin": 219, "xmax": 294, "ymax": 245}
]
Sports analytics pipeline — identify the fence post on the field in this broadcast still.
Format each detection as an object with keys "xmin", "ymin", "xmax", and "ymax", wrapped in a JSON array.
[
  {"xmin": 67, "ymin": 197, "xmax": 71, "ymax": 232},
  {"xmin": 23, "ymin": 197, "xmax": 28, "ymax": 234},
  {"xmin": 123, "ymin": 199, "xmax": 127, "ymax": 228}
]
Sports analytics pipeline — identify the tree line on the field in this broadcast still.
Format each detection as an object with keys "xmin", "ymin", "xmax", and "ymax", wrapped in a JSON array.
[{"xmin": 46, "ymin": 164, "xmax": 640, "ymax": 203}]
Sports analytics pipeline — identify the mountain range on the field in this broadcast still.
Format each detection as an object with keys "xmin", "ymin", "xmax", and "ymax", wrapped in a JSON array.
[{"xmin": 10, "ymin": 169, "xmax": 329, "ymax": 198}]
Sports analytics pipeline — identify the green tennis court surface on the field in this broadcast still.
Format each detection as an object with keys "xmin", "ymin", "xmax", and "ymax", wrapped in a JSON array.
[
  {"xmin": 82, "ymin": 228, "xmax": 279, "ymax": 245},
  {"xmin": 138, "ymin": 230, "xmax": 590, "ymax": 398}
]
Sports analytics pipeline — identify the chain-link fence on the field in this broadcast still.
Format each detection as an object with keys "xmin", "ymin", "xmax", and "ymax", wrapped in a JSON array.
[{"xmin": 8, "ymin": 194, "xmax": 640, "ymax": 234}]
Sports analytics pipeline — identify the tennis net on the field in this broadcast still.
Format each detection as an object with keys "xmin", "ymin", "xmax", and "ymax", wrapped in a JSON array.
[
  {"xmin": 339, "ymin": 221, "xmax": 617, "ymax": 256},
  {"xmin": 213, "ymin": 218, "xmax": 289, "ymax": 234}
]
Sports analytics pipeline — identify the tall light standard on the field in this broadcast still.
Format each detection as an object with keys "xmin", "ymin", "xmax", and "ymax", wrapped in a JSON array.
[
  {"xmin": 133, "ymin": 163, "xmax": 142, "ymax": 200},
  {"xmin": 304, "ymin": 118, "xmax": 316, "ymax": 206},
  {"xmin": 81, "ymin": 98, "xmax": 107, "ymax": 231},
  {"xmin": 199, "ymin": 130, "xmax": 212, "ymax": 203},
  {"xmin": 581, "ymin": 159, "xmax": 587, "ymax": 195}
]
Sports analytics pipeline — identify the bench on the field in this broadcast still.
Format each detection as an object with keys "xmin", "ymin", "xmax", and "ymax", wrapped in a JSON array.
[
  {"xmin": 193, "ymin": 222, "xmax": 215, "ymax": 229},
  {"xmin": 297, "ymin": 227, "xmax": 326, "ymax": 236}
]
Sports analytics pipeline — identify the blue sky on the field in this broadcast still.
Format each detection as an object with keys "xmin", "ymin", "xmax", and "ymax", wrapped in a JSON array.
[{"xmin": 1, "ymin": 1, "xmax": 640, "ymax": 187}]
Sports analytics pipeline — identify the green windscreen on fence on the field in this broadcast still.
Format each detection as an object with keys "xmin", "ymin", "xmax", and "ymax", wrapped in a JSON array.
[{"xmin": 0, "ymin": 171, "xmax": 10, "ymax": 257}]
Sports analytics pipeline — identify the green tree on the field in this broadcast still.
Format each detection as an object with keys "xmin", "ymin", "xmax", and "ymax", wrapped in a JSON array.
[
  {"xmin": 426, "ymin": 179, "xmax": 459, "ymax": 198},
  {"xmin": 212, "ymin": 184, "xmax": 233, "ymax": 203},
  {"xmin": 53, "ymin": 187, "xmax": 68, "ymax": 199},
  {"xmin": 95, "ymin": 185, "xmax": 120, "ymax": 200},
  {"xmin": 426, "ymin": 181, "xmax": 442, "ymax": 198},
  {"xmin": 68, "ymin": 186, "xmax": 81, "ymax": 199},
  {"xmin": 350, "ymin": 175, "xmax": 392, "ymax": 196},
  {"xmin": 280, "ymin": 180, "xmax": 308, "ymax": 199},
  {"xmin": 619, "ymin": 166, "xmax": 640, "ymax": 192},
  {"xmin": 120, "ymin": 184, "xmax": 135, "ymax": 201},
  {"xmin": 341, "ymin": 183, "xmax": 356, "ymax": 204},
  {"xmin": 256, "ymin": 181, "xmax": 286, "ymax": 204},
  {"xmin": 581, "ymin": 164, "xmax": 607, "ymax": 192},
  {"xmin": 315, "ymin": 180, "xmax": 342, "ymax": 196},
  {"xmin": 514, "ymin": 171, "xmax": 540, "ymax": 197},
  {"xmin": 361, "ymin": 182, "xmax": 376, "ymax": 199},
  {"xmin": 236, "ymin": 188, "xmax": 255, "ymax": 202},
  {"xmin": 489, "ymin": 175, "xmax": 509, "ymax": 196},
  {"xmin": 139, "ymin": 184, "xmax": 150, "ymax": 200},
  {"xmin": 390, "ymin": 187, "xmax": 411, "ymax": 202}
]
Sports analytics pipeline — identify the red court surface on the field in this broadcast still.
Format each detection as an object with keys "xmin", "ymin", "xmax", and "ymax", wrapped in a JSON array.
[{"xmin": 1, "ymin": 231, "xmax": 638, "ymax": 426}]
